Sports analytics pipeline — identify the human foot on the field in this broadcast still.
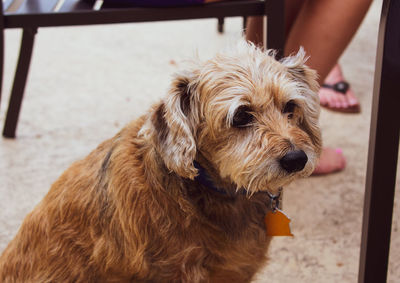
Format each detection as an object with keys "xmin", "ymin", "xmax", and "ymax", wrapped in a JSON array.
[
  {"xmin": 312, "ymin": 147, "xmax": 346, "ymax": 175},
  {"xmin": 319, "ymin": 64, "xmax": 360, "ymax": 113}
]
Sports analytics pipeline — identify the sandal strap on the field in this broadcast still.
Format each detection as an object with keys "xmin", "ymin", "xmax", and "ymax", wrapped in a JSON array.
[{"xmin": 322, "ymin": 81, "xmax": 350, "ymax": 94}]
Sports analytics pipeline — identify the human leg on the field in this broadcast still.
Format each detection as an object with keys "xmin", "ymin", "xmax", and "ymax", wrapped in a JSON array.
[
  {"xmin": 284, "ymin": 0, "xmax": 372, "ymax": 83},
  {"xmin": 245, "ymin": 16, "xmax": 263, "ymax": 46}
]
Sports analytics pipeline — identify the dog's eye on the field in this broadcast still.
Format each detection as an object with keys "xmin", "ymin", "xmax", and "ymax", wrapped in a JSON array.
[
  {"xmin": 283, "ymin": 100, "xmax": 297, "ymax": 119},
  {"xmin": 232, "ymin": 106, "xmax": 254, "ymax": 128}
]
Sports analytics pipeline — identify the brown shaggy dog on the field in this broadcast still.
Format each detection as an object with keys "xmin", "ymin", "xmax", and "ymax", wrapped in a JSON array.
[{"xmin": 0, "ymin": 41, "xmax": 321, "ymax": 282}]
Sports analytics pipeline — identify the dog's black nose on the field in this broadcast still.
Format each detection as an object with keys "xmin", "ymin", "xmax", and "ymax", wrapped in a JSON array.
[{"xmin": 280, "ymin": 150, "xmax": 308, "ymax": 173}]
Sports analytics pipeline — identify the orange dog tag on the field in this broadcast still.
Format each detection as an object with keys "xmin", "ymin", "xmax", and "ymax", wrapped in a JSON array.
[{"xmin": 264, "ymin": 209, "xmax": 294, "ymax": 237}]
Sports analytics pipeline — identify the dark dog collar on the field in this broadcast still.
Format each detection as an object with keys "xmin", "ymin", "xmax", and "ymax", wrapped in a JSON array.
[
  {"xmin": 193, "ymin": 161, "xmax": 282, "ymax": 211},
  {"xmin": 193, "ymin": 161, "xmax": 230, "ymax": 195}
]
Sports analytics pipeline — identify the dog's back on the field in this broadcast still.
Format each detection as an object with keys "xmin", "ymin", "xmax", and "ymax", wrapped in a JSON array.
[{"xmin": 0, "ymin": 136, "xmax": 116, "ymax": 282}]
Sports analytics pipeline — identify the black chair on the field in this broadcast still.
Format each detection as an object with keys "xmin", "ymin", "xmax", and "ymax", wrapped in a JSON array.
[
  {"xmin": 358, "ymin": 0, "xmax": 400, "ymax": 282},
  {"xmin": 0, "ymin": 0, "xmax": 284, "ymax": 138}
]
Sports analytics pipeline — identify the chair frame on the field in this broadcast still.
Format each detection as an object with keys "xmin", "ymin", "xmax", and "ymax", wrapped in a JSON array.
[
  {"xmin": 0, "ymin": 0, "xmax": 284, "ymax": 138},
  {"xmin": 358, "ymin": 0, "xmax": 400, "ymax": 282}
]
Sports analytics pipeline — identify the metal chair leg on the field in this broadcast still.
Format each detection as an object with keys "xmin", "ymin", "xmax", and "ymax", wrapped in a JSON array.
[
  {"xmin": 217, "ymin": 17, "xmax": 224, "ymax": 33},
  {"xmin": 3, "ymin": 27, "xmax": 37, "ymax": 138},
  {"xmin": 358, "ymin": 0, "xmax": 400, "ymax": 282},
  {"xmin": 0, "ymin": 0, "xmax": 4, "ymax": 107},
  {"xmin": 0, "ymin": 29, "xmax": 4, "ymax": 109}
]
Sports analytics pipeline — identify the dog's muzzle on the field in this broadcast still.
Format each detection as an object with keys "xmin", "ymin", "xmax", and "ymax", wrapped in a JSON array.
[{"xmin": 279, "ymin": 150, "xmax": 308, "ymax": 173}]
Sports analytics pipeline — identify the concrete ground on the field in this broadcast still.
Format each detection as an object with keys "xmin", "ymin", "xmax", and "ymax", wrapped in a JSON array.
[{"xmin": 1, "ymin": 0, "xmax": 399, "ymax": 281}]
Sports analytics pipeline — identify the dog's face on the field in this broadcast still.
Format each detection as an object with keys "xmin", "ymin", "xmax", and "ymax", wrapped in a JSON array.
[{"xmin": 144, "ymin": 41, "xmax": 322, "ymax": 194}]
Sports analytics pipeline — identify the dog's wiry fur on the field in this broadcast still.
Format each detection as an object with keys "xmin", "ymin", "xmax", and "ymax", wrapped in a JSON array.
[{"xmin": 0, "ymin": 41, "xmax": 321, "ymax": 282}]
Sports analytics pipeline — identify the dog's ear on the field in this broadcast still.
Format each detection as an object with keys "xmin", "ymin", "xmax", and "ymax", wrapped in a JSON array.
[
  {"xmin": 280, "ymin": 47, "xmax": 319, "ymax": 93},
  {"xmin": 150, "ymin": 71, "xmax": 199, "ymax": 179},
  {"xmin": 281, "ymin": 48, "xmax": 322, "ymax": 150}
]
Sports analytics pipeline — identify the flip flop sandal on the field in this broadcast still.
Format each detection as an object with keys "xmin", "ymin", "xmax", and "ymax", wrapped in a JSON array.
[{"xmin": 321, "ymin": 81, "xmax": 361, "ymax": 113}]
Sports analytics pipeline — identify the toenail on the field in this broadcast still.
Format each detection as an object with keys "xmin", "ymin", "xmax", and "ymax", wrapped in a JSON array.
[{"xmin": 335, "ymin": 148, "xmax": 343, "ymax": 154}]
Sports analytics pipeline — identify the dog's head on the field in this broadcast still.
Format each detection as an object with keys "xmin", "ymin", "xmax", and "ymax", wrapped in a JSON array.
[{"xmin": 144, "ymin": 41, "xmax": 321, "ymax": 194}]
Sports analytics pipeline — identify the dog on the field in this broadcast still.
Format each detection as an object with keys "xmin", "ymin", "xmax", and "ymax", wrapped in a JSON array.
[{"xmin": 0, "ymin": 41, "xmax": 321, "ymax": 282}]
